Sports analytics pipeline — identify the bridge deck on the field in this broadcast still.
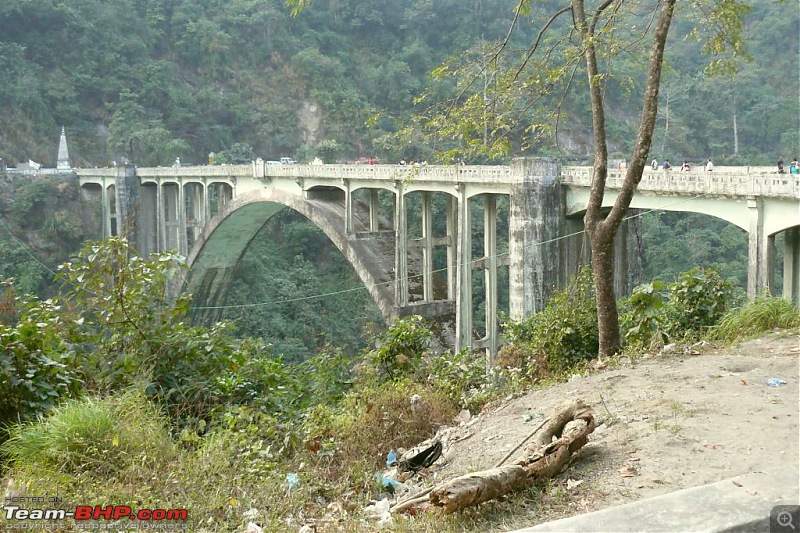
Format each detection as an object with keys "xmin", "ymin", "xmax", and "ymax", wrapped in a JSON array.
[{"xmin": 74, "ymin": 164, "xmax": 798, "ymax": 199}]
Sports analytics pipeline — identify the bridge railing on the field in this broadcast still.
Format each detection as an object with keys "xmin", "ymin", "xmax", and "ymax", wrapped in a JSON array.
[
  {"xmin": 562, "ymin": 166, "xmax": 799, "ymax": 198},
  {"xmin": 262, "ymin": 163, "xmax": 513, "ymax": 184}
]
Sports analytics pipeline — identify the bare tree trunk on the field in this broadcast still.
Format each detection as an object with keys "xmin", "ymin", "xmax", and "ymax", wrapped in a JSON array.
[
  {"xmin": 427, "ymin": 400, "xmax": 595, "ymax": 514},
  {"xmin": 591, "ymin": 235, "xmax": 620, "ymax": 353},
  {"xmin": 575, "ymin": 0, "xmax": 676, "ymax": 356}
]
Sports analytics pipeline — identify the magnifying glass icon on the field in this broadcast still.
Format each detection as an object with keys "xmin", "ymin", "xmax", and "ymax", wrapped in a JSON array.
[{"xmin": 778, "ymin": 510, "xmax": 796, "ymax": 530}]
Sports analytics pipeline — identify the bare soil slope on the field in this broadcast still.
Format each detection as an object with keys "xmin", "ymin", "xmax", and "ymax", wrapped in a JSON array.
[{"xmin": 430, "ymin": 331, "xmax": 799, "ymax": 524}]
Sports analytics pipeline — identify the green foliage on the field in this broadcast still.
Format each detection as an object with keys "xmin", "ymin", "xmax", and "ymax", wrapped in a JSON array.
[
  {"xmin": 1, "ymin": 393, "xmax": 176, "ymax": 477},
  {"xmin": 8, "ymin": 180, "xmax": 52, "ymax": 226},
  {"xmin": 53, "ymin": 238, "xmax": 282, "ymax": 422},
  {"xmin": 0, "ymin": 0, "xmax": 793, "ymax": 165},
  {"xmin": 712, "ymin": 295, "xmax": 800, "ymax": 344},
  {"xmin": 424, "ymin": 348, "xmax": 493, "ymax": 412},
  {"xmin": 368, "ymin": 315, "xmax": 432, "ymax": 382},
  {"xmin": 621, "ymin": 280, "xmax": 667, "ymax": 350},
  {"xmin": 214, "ymin": 142, "xmax": 255, "ymax": 164},
  {"xmin": 201, "ymin": 406, "xmax": 293, "ymax": 478},
  {"xmin": 663, "ymin": 267, "xmax": 737, "ymax": 338},
  {"xmin": 297, "ymin": 344, "xmax": 354, "ymax": 405},
  {"xmin": 501, "ymin": 268, "xmax": 598, "ymax": 378},
  {"xmin": 0, "ymin": 286, "xmax": 84, "ymax": 426}
]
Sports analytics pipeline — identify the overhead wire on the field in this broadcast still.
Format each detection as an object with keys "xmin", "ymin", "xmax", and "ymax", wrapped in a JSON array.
[
  {"xmin": 0, "ymin": 180, "xmax": 719, "ymax": 313},
  {"xmin": 190, "ymin": 192, "xmax": 708, "ymax": 311}
]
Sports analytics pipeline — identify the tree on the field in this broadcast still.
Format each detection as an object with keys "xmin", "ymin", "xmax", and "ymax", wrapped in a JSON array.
[
  {"xmin": 577, "ymin": 0, "xmax": 678, "ymax": 355},
  {"xmin": 285, "ymin": 1, "xmax": 749, "ymax": 356},
  {"xmin": 402, "ymin": 0, "xmax": 748, "ymax": 355}
]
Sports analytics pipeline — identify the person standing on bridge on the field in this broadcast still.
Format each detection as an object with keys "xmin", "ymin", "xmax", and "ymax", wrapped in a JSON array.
[
  {"xmin": 705, "ymin": 159, "xmax": 714, "ymax": 171},
  {"xmin": 778, "ymin": 155, "xmax": 785, "ymax": 173},
  {"xmin": 791, "ymin": 158, "xmax": 799, "ymax": 174},
  {"xmin": 651, "ymin": 157, "xmax": 659, "ymax": 170}
]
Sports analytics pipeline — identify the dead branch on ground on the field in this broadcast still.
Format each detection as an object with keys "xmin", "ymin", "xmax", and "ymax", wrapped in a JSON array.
[{"xmin": 425, "ymin": 399, "xmax": 595, "ymax": 514}]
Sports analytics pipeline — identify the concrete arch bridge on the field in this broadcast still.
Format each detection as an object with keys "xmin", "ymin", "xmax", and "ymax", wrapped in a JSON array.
[{"xmin": 77, "ymin": 160, "xmax": 800, "ymax": 357}]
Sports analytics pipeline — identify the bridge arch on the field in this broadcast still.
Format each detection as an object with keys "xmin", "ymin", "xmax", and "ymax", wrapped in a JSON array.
[
  {"xmin": 565, "ymin": 192, "xmax": 751, "ymax": 231},
  {"xmin": 182, "ymin": 188, "xmax": 396, "ymax": 326}
]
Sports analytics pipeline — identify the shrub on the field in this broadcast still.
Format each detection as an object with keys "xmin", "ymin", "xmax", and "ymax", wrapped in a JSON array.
[
  {"xmin": 302, "ymin": 379, "xmax": 456, "ymax": 482},
  {"xmin": 0, "ymin": 289, "xmax": 85, "ymax": 426},
  {"xmin": 620, "ymin": 280, "xmax": 667, "ymax": 350},
  {"xmin": 367, "ymin": 315, "xmax": 431, "ymax": 382},
  {"xmin": 712, "ymin": 294, "xmax": 800, "ymax": 343},
  {"xmin": 502, "ymin": 268, "xmax": 598, "ymax": 378},
  {"xmin": 424, "ymin": 348, "xmax": 503, "ymax": 412},
  {"xmin": 663, "ymin": 267, "xmax": 736, "ymax": 339},
  {"xmin": 56, "ymin": 238, "xmax": 251, "ymax": 422}
]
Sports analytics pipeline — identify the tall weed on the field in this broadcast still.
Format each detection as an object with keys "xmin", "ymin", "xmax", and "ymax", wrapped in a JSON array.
[{"xmin": 713, "ymin": 294, "xmax": 800, "ymax": 343}]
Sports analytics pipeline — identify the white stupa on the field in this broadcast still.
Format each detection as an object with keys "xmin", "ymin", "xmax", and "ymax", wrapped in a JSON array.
[{"xmin": 56, "ymin": 126, "xmax": 71, "ymax": 171}]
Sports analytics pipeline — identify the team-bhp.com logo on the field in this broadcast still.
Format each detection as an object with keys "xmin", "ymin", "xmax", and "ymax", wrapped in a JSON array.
[{"xmin": 3, "ymin": 501, "xmax": 189, "ymax": 529}]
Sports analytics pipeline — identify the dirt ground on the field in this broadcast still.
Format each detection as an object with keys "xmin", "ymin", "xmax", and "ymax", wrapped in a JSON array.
[{"xmin": 418, "ymin": 330, "xmax": 799, "ymax": 524}]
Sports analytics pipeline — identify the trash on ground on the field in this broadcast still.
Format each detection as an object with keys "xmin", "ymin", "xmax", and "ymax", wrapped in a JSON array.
[
  {"xmin": 364, "ymin": 498, "xmax": 393, "ymax": 528},
  {"xmin": 245, "ymin": 522, "xmax": 263, "ymax": 533},
  {"xmin": 766, "ymin": 378, "xmax": 787, "ymax": 387},
  {"xmin": 285, "ymin": 472, "xmax": 299, "ymax": 492},
  {"xmin": 566, "ymin": 478, "xmax": 584, "ymax": 490},
  {"xmin": 374, "ymin": 472, "xmax": 404, "ymax": 493},
  {"xmin": 386, "ymin": 449, "xmax": 398, "ymax": 468},
  {"xmin": 398, "ymin": 440, "xmax": 443, "ymax": 473}
]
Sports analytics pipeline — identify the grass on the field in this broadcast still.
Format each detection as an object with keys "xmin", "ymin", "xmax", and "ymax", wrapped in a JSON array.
[
  {"xmin": 1, "ymin": 392, "xmax": 176, "ymax": 476},
  {"xmin": 712, "ymin": 295, "xmax": 800, "ymax": 344}
]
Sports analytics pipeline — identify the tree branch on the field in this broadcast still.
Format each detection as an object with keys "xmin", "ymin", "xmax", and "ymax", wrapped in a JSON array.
[{"xmin": 604, "ymin": 0, "xmax": 677, "ymax": 232}]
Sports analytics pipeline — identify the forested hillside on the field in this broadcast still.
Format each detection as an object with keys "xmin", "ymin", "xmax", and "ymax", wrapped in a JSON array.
[
  {"xmin": 1, "ymin": 0, "xmax": 797, "ymax": 359},
  {"xmin": 0, "ymin": 0, "xmax": 797, "ymax": 167}
]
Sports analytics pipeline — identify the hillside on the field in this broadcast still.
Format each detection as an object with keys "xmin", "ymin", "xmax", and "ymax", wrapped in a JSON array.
[{"xmin": 0, "ymin": 0, "xmax": 797, "ymax": 167}]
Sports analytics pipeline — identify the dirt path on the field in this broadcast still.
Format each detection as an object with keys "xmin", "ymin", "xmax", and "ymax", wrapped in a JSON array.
[{"xmin": 431, "ymin": 331, "xmax": 799, "ymax": 522}]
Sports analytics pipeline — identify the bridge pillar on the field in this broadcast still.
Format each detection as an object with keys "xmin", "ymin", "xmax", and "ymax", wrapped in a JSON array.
[
  {"xmin": 101, "ymin": 179, "xmax": 113, "ymax": 239},
  {"xmin": 784, "ymin": 227, "xmax": 800, "ymax": 305},
  {"xmin": 747, "ymin": 197, "xmax": 774, "ymax": 298},
  {"xmin": 455, "ymin": 184, "xmax": 473, "ymax": 351},
  {"xmin": 394, "ymin": 181, "xmax": 408, "ymax": 306},
  {"xmin": 138, "ymin": 183, "xmax": 158, "ymax": 256},
  {"xmin": 509, "ymin": 159, "xmax": 641, "ymax": 321},
  {"xmin": 177, "ymin": 179, "xmax": 187, "ymax": 256},
  {"xmin": 344, "ymin": 179, "xmax": 354, "ymax": 234},
  {"xmin": 483, "ymin": 194, "xmax": 499, "ymax": 361},
  {"xmin": 114, "ymin": 163, "xmax": 138, "ymax": 245},
  {"xmin": 156, "ymin": 179, "xmax": 165, "ymax": 251},
  {"xmin": 162, "ymin": 184, "xmax": 181, "ymax": 252},
  {"xmin": 508, "ymin": 158, "xmax": 563, "ymax": 317},
  {"xmin": 421, "ymin": 191, "xmax": 434, "ymax": 302},
  {"xmin": 369, "ymin": 189, "xmax": 380, "ymax": 232},
  {"xmin": 185, "ymin": 183, "xmax": 206, "ymax": 250},
  {"xmin": 445, "ymin": 195, "xmax": 457, "ymax": 300},
  {"xmin": 113, "ymin": 164, "xmax": 158, "ymax": 255}
]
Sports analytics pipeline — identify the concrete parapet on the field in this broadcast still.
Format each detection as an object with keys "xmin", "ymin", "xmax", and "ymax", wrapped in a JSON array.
[{"xmin": 508, "ymin": 466, "xmax": 799, "ymax": 532}]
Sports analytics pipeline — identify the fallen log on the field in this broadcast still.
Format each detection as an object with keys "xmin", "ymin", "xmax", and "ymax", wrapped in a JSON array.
[{"xmin": 428, "ymin": 399, "xmax": 595, "ymax": 514}]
